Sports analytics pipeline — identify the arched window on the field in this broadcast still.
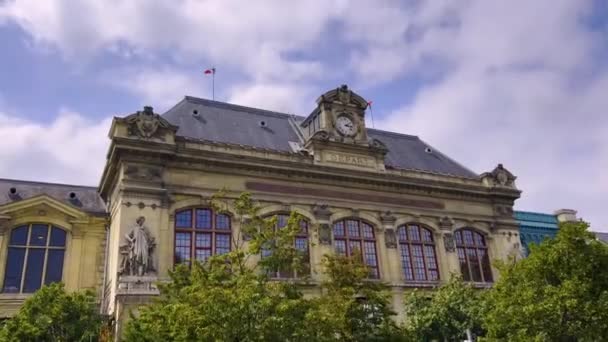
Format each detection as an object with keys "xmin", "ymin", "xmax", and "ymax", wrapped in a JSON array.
[
  {"xmin": 333, "ymin": 219, "xmax": 379, "ymax": 279},
  {"xmin": 174, "ymin": 208, "xmax": 231, "ymax": 265},
  {"xmin": 262, "ymin": 213, "xmax": 310, "ymax": 278},
  {"xmin": 3, "ymin": 224, "xmax": 66, "ymax": 293},
  {"xmin": 397, "ymin": 224, "xmax": 439, "ymax": 282},
  {"xmin": 455, "ymin": 228, "xmax": 493, "ymax": 282}
]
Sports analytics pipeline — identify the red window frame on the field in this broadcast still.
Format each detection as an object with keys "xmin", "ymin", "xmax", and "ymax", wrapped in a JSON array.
[
  {"xmin": 397, "ymin": 224, "xmax": 439, "ymax": 282},
  {"xmin": 455, "ymin": 228, "xmax": 493, "ymax": 282},
  {"xmin": 333, "ymin": 219, "xmax": 380, "ymax": 279},
  {"xmin": 174, "ymin": 208, "xmax": 231, "ymax": 265},
  {"xmin": 262, "ymin": 213, "xmax": 310, "ymax": 278}
]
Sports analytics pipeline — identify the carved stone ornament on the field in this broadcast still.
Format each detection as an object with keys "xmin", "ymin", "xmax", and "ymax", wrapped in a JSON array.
[
  {"xmin": 124, "ymin": 165, "xmax": 162, "ymax": 181},
  {"xmin": 385, "ymin": 228, "xmax": 397, "ymax": 248},
  {"xmin": 443, "ymin": 233, "xmax": 456, "ymax": 253},
  {"xmin": 119, "ymin": 216, "xmax": 156, "ymax": 277},
  {"xmin": 318, "ymin": 223, "xmax": 332, "ymax": 245},
  {"xmin": 370, "ymin": 138, "xmax": 389, "ymax": 153},
  {"xmin": 338, "ymin": 84, "xmax": 352, "ymax": 104},
  {"xmin": 380, "ymin": 211, "xmax": 396, "ymax": 225},
  {"xmin": 316, "ymin": 84, "xmax": 368, "ymax": 109},
  {"xmin": 311, "ymin": 130, "xmax": 330, "ymax": 141},
  {"xmin": 439, "ymin": 216, "xmax": 453, "ymax": 231},
  {"xmin": 125, "ymin": 106, "xmax": 176, "ymax": 140},
  {"xmin": 482, "ymin": 163, "xmax": 517, "ymax": 188},
  {"xmin": 312, "ymin": 203, "xmax": 332, "ymax": 221}
]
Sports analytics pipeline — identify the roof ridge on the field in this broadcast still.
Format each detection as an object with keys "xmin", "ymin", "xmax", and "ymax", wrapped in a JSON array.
[
  {"xmin": 366, "ymin": 127, "xmax": 418, "ymax": 140},
  {"xmin": 0, "ymin": 178, "xmax": 97, "ymax": 190},
  {"xmin": 182, "ymin": 96, "xmax": 297, "ymax": 119}
]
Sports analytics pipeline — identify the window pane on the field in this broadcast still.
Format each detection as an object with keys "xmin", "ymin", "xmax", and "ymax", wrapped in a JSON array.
[
  {"xmin": 196, "ymin": 233, "xmax": 211, "ymax": 248},
  {"xmin": 463, "ymin": 230, "xmax": 474, "ymax": 245},
  {"xmin": 295, "ymin": 237, "xmax": 308, "ymax": 252},
  {"xmin": 3, "ymin": 247, "xmax": 26, "ymax": 293},
  {"xmin": 175, "ymin": 232, "xmax": 191, "ymax": 264},
  {"xmin": 346, "ymin": 220, "xmax": 360, "ymax": 237},
  {"xmin": 29, "ymin": 224, "xmax": 48, "ymax": 246},
  {"xmin": 216, "ymin": 214, "xmax": 231, "ymax": 230},
  {"xmin": 408, "ymin": 225, "xmax": 421, "ymax": 241},
  {"xmin": 411, "ymin": 245, "xmax": 426, "ymax": 280},
  {"xmin": 467, "ymin": 248, "xmax": 482, "ymax": 282},
  {"xmin": 299, "ymin": 220, "xmax": 308, "ymax": 234},
  {"xmin": 424, "ymin": 245, "xmax": 439, "ymax": 281},
  {"xmin": 363, "ymin": 241, "xmax": 377, "ymax": 267},
  {"xmin": 398, "ymin": 227, "xmax": 408, "ymax": 242},
  {"xmin": 455, "ymin": 231, "xmax": 463, "ymax": 245},
  {"xmin": 175, "ymin": 210, "xmax": 192, "ymax": 228},
  {"xmin": 196, "ymin": 249, "xmax": 212, "ymax": 262},
  {"xmin": 49, "ymin": 227, "xmax": 66, "ymax": 247},
  {"xmin": 457, "ymin": 247, "xmax": 470, "ymax": 281},
  {"xmin": 23, "ymin": 249, "xmax": 45, "ymax": 293},
  {"xmin": 277, "ymin": 214, "xmax": 288, "ymax": 229},
  {"xmin": 334, "ymin": 239, "xmax": 346, "ymax": 255},
  {"xmin": 479, "ymin": 249, "xmax": 493, "ymax": 282},
  {"xmin": 361, "ymin": 223, "xmax": 374, "ymax": 239},
  {"xmin": 215, "ymin": 234, "xmax": 231, "ymax": 254},
  {"xmin": 195, "ymin": 209, "xmax": 212, "ymax": 229},
  {"xmin": 333, "ymin": 222, "xmax": 345, "ymax": 237},
  {"xmin": 44, "ymin": 250, "xmax": 65, "ymax": 285},
  {"xmin": 349, "ymin": 240, "xmax": 362, "ymax": 257},
  {"xmin": 400, "ymin": 244, "xmax": 414, "ymax": 280},
  {"xmin": 9, "ymin": 226, "xmax": 28, "ymax": 245},
  {"xmin": 474, "ymin": 232, "xmax": 485, "ymax": 246},
  {"xmin": 421, "ymin": 228, "xmax": 433, "ymax": 242}
]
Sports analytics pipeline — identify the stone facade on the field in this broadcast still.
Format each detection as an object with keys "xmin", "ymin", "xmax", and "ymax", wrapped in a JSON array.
[{"xmin": 0, "ymin": 86, "xmax": 523, "ymax": 338}]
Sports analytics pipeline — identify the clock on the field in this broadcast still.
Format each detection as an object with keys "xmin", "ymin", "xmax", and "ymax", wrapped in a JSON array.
[{"xmin": 336, "ymin": 115, "xmax": 357, "ymax": 137}]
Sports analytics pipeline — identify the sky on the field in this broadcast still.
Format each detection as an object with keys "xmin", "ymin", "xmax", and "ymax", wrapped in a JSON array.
[{"xmin": 0, "ymin": 0, "xmax": 607, "ymax": 231}]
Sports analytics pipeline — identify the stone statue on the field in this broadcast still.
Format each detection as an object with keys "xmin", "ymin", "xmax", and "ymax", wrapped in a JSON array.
[{"xmin": 120, "ymin": 216, "xmax": 156, "ymax": 276}]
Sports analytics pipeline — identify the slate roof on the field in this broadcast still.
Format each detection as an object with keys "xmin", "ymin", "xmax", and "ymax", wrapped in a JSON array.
[
  {"xmin": 163, "ymin": 96, "xmax": 478, "ymax": 178},
  {"xmin": 0, "ymin": 178, "xmax": 106, "ymax": 215}
]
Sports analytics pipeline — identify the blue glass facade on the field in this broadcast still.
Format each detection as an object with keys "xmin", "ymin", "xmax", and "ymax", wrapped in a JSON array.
[{"xmin": 514, "ymin": 211, "xmax": 559, "ymax": 256}]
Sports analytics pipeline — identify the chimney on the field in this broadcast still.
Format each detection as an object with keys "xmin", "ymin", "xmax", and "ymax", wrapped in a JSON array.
[{"xmin": 554, "ymin": 209, "xmax": 578, "ymax": 223}]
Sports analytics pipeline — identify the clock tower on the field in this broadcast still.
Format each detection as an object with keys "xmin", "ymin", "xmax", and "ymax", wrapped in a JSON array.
[{"xmin": 301, "ymin": 85, "xmax": 388, "ymax": 171}]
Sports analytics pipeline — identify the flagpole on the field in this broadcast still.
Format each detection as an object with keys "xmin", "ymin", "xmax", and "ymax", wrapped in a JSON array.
[
  {"xmin": 368, "ymin": 101, "xmax": 375, "ymax": 128},
  {"xmin": 212, "ymin": 67, "xmax": 215, "ymax": 101}
]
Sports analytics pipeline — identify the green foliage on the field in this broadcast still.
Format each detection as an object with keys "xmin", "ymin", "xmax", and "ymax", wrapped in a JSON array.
[
  {"xmin": 0, "ymin": 282, "xmax": 102, "ymax": 342},
  {"xmin": 483, "ymin": 221, "xmax": 608, "ymax": 341},
  {"xmin": 124, "ymin": 192, "xmax": 402, "ymax": 341},
  {"xmin": 402, "ymin": 275, "xmax": 484, "ymax": 341}
]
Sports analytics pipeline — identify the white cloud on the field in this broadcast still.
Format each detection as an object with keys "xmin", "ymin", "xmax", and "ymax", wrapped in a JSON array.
[
  {"xmin": 377, "ymin": 0, "xmax": 608, "ymax": 230},
  {"xmin": 0, "ymin": 109, "xmax": 111, "ymax": 186}
]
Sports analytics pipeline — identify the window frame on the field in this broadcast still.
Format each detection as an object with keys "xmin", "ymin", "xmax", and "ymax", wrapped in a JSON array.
[
  {"xmin": 397, "ymin": 223, "xmax": 440, "ymax": 282},
  {"xmin": 173, "ymin": 207, "xmax": 232, "ymax": 265},
  {"xmin": 261, "ymin": 212, "xmax": 311, "ymax": 279},
  {"xmin": 454, "ymin": 228, "xmax": 493, "ymax": 283},
  {"xmin": 332, "ymin": 218, "xmax": 380, "ymax": 279},
  {"xmin": 2, "ymin": 223, "xmax": 67, "ymax": 294}
]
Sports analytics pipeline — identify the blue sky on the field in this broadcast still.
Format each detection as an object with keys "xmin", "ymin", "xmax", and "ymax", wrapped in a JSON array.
[{"xmin": 1, "ymin": 0, "xmax": 607, "ymax": 231}]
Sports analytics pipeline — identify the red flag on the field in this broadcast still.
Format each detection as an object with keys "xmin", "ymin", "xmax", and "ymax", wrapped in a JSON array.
[
  {"xmin": 204, "ymin": 68, "xmax": 215, "ymax": 75},
  {"xmin": 367, "ymin": 100, "xmax": 373, "ymax": 107}
]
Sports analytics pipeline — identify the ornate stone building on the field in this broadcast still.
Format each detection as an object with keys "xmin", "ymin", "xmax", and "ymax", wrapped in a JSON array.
[{"xmin": 1, "ymin": 85, "xmax": 524, "ymax": 335}]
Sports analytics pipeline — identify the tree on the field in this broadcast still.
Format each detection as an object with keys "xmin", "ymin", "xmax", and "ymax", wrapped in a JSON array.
[
  {"xmin": 402, "ymin": 275, "xmax": 484, "ymax": 341},
  {"xmin": 0, "ymin": 283, "xmax": 102, "ymax": 342},
  {"xmin": 124, "ymin": 192, "xmax": 402, "ymax": 341},
  {"xmin": 483, "ymin": 221, "xmax": 608, "ymax": 341}
]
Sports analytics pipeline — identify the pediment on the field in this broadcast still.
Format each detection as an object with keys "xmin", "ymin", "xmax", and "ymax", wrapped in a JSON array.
[{"xmin": 0, "ymin": 194, "xmax": 88, "ymax": 220}]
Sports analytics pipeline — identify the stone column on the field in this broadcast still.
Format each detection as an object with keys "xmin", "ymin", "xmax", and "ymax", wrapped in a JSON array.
[
  {"xmin": 438, "ymin": 216, "xmax": 459, "ymax": 279},
  {"xmin": 555, "ymin": 209, "xmax": 578, "ymax": 223},
  {"xmin": 379, "ymin": 211, "xmax": 400, "ymax": 283},
  {"xmin": 312, "ymin": 204, "xmax": 333, "ymax": 282}
]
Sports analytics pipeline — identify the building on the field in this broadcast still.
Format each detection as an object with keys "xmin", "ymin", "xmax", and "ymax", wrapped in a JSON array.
[
  {"xmin": 1, "ymin": 85, "xmax": 524, "ymax": 335},
  {"xmin": 514, "ymin": 209, "xmax": 579, "ymax": 256}
]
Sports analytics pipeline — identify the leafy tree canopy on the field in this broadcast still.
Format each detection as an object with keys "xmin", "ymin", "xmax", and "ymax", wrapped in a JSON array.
[
  {"xmin": 483, "ymin": 221, "xmax": 608, "ymax": 341},
  {"xmin": 403, "ymin": 275, "xmax": 484, "ymax": 341},
  {"xmin": 0, "ymin": 283, "xmax": 102, "ymax": 342}
]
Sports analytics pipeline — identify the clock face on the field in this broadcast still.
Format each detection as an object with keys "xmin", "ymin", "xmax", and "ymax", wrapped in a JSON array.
[{"xmin": 336, "ymin": 115, "xmax": 357, "ymax": 137}]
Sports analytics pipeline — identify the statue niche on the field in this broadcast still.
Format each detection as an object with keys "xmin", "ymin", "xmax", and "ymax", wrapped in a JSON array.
[{"xmin": 119, "ymin": 216, "xmax": 156, "ymax": 277}]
